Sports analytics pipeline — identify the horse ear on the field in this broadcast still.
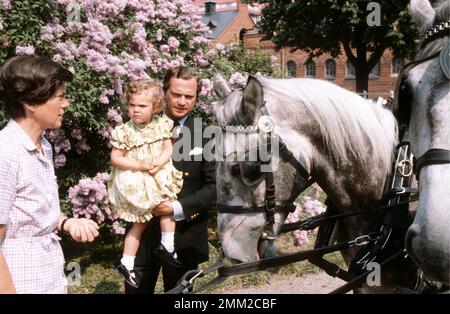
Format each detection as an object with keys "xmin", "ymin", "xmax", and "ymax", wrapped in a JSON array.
[
  {"xmin": 409, "ymin": 0, "xmax": 436, "ymax": 33},
  {"xmin": 213, "ymin": 73, "xmax": 232, "ymax": 99},
  {"xmin": 241, "ymin": 76, "xmax": 263, "ymax": 124}
]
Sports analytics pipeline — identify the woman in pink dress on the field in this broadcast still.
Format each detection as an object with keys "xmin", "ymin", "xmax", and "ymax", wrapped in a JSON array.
[{"xmin": 0, "ymin": 55, "xmax": 99, "ymax": 294}]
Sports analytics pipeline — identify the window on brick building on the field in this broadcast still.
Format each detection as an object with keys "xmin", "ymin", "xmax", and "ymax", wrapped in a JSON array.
[
  {"xmin": 370, "ymin": 62, "xmax": 380, "ymax": 78},
  {"xmin": 392, "ymin": 57, "xmax": 404, "ymax": 76},
  {"xmin": 325, "ymin": 59, "xmax": 336, "ymax": 79},
  {"xmin": 287, "ymin": 61, "xmax": 297, "ymax": 77},
  {"xmin": 346, "ymin": 60, "xmax": 355, "ymax": 79},
  {"xmin": 205, "ymin": 2, "xmax": 216, "ymax": 14},
  {"xmin": 305, "ymin": 59, "xmax": 316, "ymax": 77}
]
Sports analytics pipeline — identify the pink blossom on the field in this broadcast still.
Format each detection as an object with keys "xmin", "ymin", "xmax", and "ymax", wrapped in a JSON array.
[
  {"xmin": 113, "ymin": 79, "xmax": 124, "ymax": 95},
  {"xmin": 99, "ymin": 126, "xmax": 113, "ymax": 141},
  {"xmin": 206, "ymin": 49, "xmax": 217, "ymax": 60},
  {"xmin": 113, "ymin": 29, "xmax": 123, "ymax": 40},
  {"xmin": 293, "ymin": 230, "xmax": 310, "ymax": 246},
  {"xmin": 53, "ymin": 42, "xmax": 75, "ymax": 61},
  {"xmin": 130, "ymin": 22, "xmax": 147, "ymax": 51},
  {"xmin": 75, "ymin": 139, "xmax": 91, "ymax": 155},
  {"xmin": 1, "ymin": 0, "xmax": 11, "ymax": 10},
  {"xmin": 106, "ymin": 108, "xmax": 123, "ymax": 124},
  {"xmin": 45, "ymin": 129, "xmax": 71, "ymax": 166},
  {"xmin": 303, "ymin": 196, "xmax": 326, "ymax": 217},
  {"xmin": 168, "ymin": 36, "xmax": 180, "ymax": 50},
  {"xmin": 52, "ymin": 54, "xmax": 62, "ymax": 62},
  {"xmin": 229, "ymin": 72, "xmax": 248, "ymax": 88},
  {"xmin": 200, "ymin": 78, "xmax": 213, "ymax": 96},
  {"xmin": 160, "ymin": 44, "xmax": 170, "ymax": 55},
  {"xmin": 156, "ymin": 29, "xmax": 163, "ymax": 41},
  {"xmin": 270, "ymin": 55, "xmax": 278, "ymax": 65},
  {"xmin": 68, "ymin": 172, "xmax": 116, "ymax": 231},
  {"xmin": 112, "ymin": 221, "xmax": 125, "ymax": 235},
  {"xmin": 84, "ymin": 18, "xmax": 113, "ymax": 51},
  {"xmin": 15, "ymin": 45, "xmax": 35, "ymax": 56},
  {"xmin": 54, "ymin": 154, "xmax": 66, "ymax": 168},
  {"xmin": 71, "ymin": 129, "xmax": 82, "ymax": 141},
  {"xmin": 41, "ymin": 18, "xmax": 65, "ymax": 41},
  {"xmin": 85, "ymin": 49, "xmax": 108, "ymax": 72}
]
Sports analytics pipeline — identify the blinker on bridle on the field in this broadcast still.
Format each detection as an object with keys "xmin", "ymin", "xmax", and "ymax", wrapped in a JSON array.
[
  {"xmin": 216, "ymin": 104, "xmax": 313, "ymax": 240},
  {"xmin": 396, "ymin": 20, "xmax": 450, "ymax": 178}
]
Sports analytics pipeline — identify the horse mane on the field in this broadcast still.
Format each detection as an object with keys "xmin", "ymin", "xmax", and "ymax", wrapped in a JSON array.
[
  {"xmin": 434, "ymin": 0, "xmax": 449, "ymax": 24},
  {"xmin": 417, "ymin": 0, "xmax": 450, "ymax": 59},
  {"xmin": 260, "ymin": 77, "xmax": 398, "ymax": 178}
]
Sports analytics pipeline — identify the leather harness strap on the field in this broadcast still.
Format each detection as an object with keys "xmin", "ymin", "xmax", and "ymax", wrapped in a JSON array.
[{"xmin": 415, "ymin": 148, "xmax": 450, "ymax": 177}]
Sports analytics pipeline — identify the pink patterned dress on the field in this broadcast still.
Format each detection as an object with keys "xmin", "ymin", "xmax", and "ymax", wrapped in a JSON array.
[{"xmin": 0, "ymin": 120, "xmax": 66, "ymax": 294}]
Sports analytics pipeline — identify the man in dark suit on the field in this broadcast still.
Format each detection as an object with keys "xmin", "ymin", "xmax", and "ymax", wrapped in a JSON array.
[{"xmin": 125, "ymin": 66, "xmax": 216, "ymax": 293}]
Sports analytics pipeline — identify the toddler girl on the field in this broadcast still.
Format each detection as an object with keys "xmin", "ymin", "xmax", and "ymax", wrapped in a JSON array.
[{"xmin": 108, "ymin": 80, "xmax": 183, "ymax": 287}]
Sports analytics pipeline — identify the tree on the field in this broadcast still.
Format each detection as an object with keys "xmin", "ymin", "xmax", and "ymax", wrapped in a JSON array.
[
  {"xmin": 256, "ymin": 0, "xmax": 419, "ymax": 93},
  {"xmin": 0, "ymin": 0, "xmax": 212, "ymax": 233},
  {"xmin": 0, "ymin": 0, "xmax": 282, "ymax": 235}
]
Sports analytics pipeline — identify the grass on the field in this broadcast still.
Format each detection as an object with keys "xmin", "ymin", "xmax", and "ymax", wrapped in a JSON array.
[
  {"xmin": 64, "ymin": 228, "xmax": 345, "ymax": 294},
  {"xmin": 65, "ymin": 187, "xmax": 344, "ymax": 294}
]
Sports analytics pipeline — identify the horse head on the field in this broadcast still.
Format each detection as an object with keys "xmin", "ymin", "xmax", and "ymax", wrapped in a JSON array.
[
  {"xmin": 213, "ymin": 74, "xmax": 312, "ymax": 262},
  {"xmin": 212, "ymin": 73, "xmax": 398, "ymax": 268},
  {"xmin": 404, "ymin": 0, "xmax": 450, "ymax": 284}
]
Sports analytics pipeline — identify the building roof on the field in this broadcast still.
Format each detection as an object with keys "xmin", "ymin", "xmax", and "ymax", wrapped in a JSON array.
[{"xmin": 201, "ymin": 10, "xmax": 239, "ymax": 39}]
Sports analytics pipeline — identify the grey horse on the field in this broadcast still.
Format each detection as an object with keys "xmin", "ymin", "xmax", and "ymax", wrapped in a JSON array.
[
  {"xmin": 213, "ymin": 72, "xmax": 418, "ymax": 293},
  {"xmin": 403, "ymin": 0, "xmax": 450, "ymax": 285}
]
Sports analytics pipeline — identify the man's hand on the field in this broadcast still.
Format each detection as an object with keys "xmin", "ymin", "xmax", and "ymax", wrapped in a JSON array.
[
  {"xmin": 65, "ymin": 218, "xmax": 99, "ymax": 243},
  {"xmin": 152, "ymin": 201, "xmax": 174, "ymax": 216}
]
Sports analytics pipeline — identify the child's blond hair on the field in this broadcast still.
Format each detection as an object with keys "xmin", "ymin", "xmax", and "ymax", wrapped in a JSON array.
[{"xmin": 123, "ymin": 79, "xmax": 165, "ymax": 114}]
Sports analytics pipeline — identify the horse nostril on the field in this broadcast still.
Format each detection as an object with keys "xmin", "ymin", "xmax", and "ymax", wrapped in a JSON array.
[{"xmin": 230, "ymin": 164, "xmax": 241, "ymax": 177}]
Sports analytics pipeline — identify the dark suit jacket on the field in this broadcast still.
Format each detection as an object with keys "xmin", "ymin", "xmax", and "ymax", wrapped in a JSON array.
[
  {"xmin": 133, "ymin": 115, "xmax": 216, "ymax": 270},
  {"xmin": 170, "ymin": 115, "xmax": 216, "ymax": 263}
]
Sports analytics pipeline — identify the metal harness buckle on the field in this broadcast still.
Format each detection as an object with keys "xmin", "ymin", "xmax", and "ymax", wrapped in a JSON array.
[
  {"xmin": 178, "ymin": 269, "xmax": 204, "ymax": 294},
  {"xmin": 354, "ymin": 235, "xmax": 372, "ymax": 246}
]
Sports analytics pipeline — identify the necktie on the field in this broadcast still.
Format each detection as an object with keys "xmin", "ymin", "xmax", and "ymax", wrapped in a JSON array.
[{"xmin": 172, "ymin": 120, "xmax": 182, "ymax": 142}]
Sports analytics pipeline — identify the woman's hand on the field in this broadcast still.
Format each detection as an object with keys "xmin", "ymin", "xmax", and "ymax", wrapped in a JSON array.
[
  {"xmin": 64, "ymin": 218, "xmax": 99, "ymax": 243},
  {"xmin": 0, "ymin": 227, "xmax": 15, "ymax": 294}
]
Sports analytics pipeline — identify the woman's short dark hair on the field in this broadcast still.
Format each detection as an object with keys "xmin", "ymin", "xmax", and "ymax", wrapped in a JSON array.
[
  {"xmin": 162, "ymin": 66, "xmax": 202, "ymax": 96},
  {"xmin": 0, "ymin": 55, "xmax": 73, "ymax": 119}
]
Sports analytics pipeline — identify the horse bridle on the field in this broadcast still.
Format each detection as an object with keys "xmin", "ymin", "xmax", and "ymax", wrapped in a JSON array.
[
  {"xmin": 396, "ymin": 20, "xmax": 450, "ymax": 178},
  {"xmin": 216, "ymin": 105, "xmax": 314, "ymax": 239}
]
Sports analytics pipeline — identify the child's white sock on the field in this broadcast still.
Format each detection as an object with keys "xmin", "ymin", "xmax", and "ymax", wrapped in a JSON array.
[
  {"xmin": 161, "ymin": 232, "xmax": 175, "ymax": 254},
  {"xmin": 121, "ymin": 255, "xmax": 135, "ymax": 271}
]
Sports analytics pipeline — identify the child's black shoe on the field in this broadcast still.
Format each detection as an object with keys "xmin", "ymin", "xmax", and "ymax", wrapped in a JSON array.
[
  {"xmin": 153, "ymin": 244, "xmax": 182, "ymax": 268},
  {"xmin": 115, "ymin": 262, "xmax": 140, "ymax": 288}
]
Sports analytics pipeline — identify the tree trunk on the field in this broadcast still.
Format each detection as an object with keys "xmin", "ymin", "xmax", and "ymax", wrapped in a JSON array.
[{"xmin": 355, "ymin": 68, "xmax": 369, "ymax": 95}]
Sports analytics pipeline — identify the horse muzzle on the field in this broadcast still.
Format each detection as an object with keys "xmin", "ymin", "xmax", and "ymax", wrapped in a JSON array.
[
  {"xmin": 406, "ymin": 222, "xmax": 450, "ymax": 285},
  {"xmin": 258, "ymin": 221, "xmax": 283, "ymax": 259}
]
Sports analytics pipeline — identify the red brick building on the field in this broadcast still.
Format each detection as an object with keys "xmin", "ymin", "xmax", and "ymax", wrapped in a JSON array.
[
  {"xmin": 195, "ymin": 0, "xmax": 405, "ymax": 98},
  {"xmin": 198, "ymin": 0, "xmax": 257, "ymax": 44}
]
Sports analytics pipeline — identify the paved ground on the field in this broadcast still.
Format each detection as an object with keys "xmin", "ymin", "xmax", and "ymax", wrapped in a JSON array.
[{"xmin": 224, "ymin": 272, "xmax": 347, "ymax": 294}]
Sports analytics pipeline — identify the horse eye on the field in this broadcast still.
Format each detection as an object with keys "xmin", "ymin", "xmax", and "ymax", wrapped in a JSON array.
[{"xmin": 230, "ymin": 164, "xmax": 241, "ymax": 177}]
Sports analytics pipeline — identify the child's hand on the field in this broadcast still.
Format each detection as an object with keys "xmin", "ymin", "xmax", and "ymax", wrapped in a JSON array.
[
  {"xmin": 139, "ymin": 160, "xmax": 153, "ymax": 171},
  {"xmin": 148, "ymin": 162, "xmax": 163, "ymax": 175}
]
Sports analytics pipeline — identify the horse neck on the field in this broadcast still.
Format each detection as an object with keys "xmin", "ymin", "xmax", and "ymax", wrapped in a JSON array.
[{"xmin": 311, "ymin": 152, "xmax": 389, "ymax": 213}]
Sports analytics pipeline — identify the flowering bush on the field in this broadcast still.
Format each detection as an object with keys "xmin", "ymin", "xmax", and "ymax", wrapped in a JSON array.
[
  {"xmin": 285, "ymin": 184, "xmax": 327, "ymax": 247},
  {"xmin": 0, "ymin": 0, "xmax": 282, "ymax": 234}
]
